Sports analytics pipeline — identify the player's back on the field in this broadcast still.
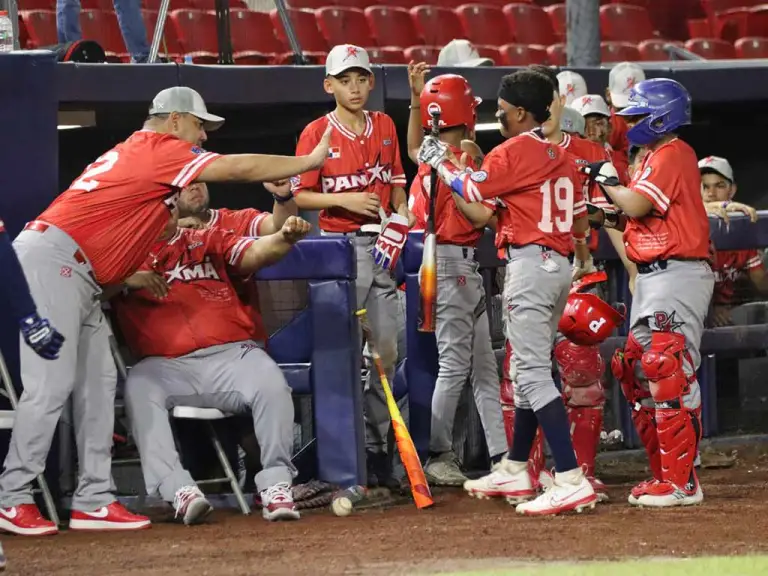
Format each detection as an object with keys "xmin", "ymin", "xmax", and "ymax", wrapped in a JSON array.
[
  {"xmin": 492, "ymin": 129, "xmax": 585, "ymax": 256},
  {"xmin": 40, "ymin": 130, "xmax": 219, "ymax": 285}
]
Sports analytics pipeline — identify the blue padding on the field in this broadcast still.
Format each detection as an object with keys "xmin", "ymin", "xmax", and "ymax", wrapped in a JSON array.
[
  {"xmin": 393, "ymin": 359, "xmax": 408, "ymax": 402},
  {"xmin": 708, "ymin": 212, "xmax": 768, "ymax": 250},
  {"xmin": 308, "ymin": 280, "xmax": 365, "ymax": 486},
  {"xmin": 280, "ymin": 363, "xmax": 311, "ymax": 395},
  {"xmin": 404, "ymin": 274, "xmax": 439, "ymax": 458},
  {"xmin": 255, "ymin": 237, "xmax": 356, "ymax": 281},
  {"xmin": 268, "ymin": 309, "xmax": 312, "ymax": 364},
  {"xmin": 403, "ymin": 232, "xmax": 425, "ymax": 274}
]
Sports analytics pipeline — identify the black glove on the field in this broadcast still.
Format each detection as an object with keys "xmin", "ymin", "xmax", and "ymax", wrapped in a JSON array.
[
  {"xmin": 580, "ymin": 161, "xmax": 621, "ymax": 204},
  {"xmin": 586, "ymin": 203, "xmax": 624, "ymax": 231},
  {"xmin": 20, "ymin": 313, "xmax": 65, "ymax": 360}
]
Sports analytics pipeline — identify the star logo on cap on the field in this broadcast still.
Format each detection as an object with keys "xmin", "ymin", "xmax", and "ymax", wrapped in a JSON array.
[
  {"xmin": 583, "ymin": 96, "xmax": 593, "ymax": 105},
  {"xmin": 626, "ymin": 76, "xmax": 637, "ymax": 89},
  {"xmin": 343, "ymin": 46, "xmax": 359, "ymax": 62},
  {"xmin": 703, "ymin": 156, "xmax": 715, "ymax": 164},
  {"xmin": 566, "ymin": 83, "xmax": 575, "ymax": 94}
]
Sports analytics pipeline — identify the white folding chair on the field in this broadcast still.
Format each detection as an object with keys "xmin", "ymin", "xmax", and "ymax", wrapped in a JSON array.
[
  {"xmin": 0, "ymin": 350, "xmax": 61, "ymax": 527},
  {"xmin": 108, "ymin": 338, "xmax": 251, "ymax": 516}
]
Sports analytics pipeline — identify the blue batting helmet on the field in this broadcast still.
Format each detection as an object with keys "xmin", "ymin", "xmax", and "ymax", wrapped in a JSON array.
[{"xmin": 617, "ymin": 78, "xmax": 691, "ymax": 146}]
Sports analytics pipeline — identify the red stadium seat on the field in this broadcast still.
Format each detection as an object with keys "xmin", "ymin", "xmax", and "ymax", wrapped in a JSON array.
[
  {"xmin": 475, "ymin": 44, "xmax": 501, "ymax": 64},
  {"xmin": 191, "ymin": 0, "xmax": 247, "ymax": 10},
  {"xmin": 701, "ymin": 0, "xmax": 762, "ymax": 21},
  {"xmin": 79, "ymin": 10, "xmax": 126, "ymax": 56},
  {"xmin": 233, "ymin": 51, "xmax": 272, "ymax": 65},
  {"xmin": 143, "ymin": 0, "xmax": 196, "ymax": 11},
  {"xmin": 169, "ymin": 9, "xmax": 219, "ymax": 53},
  {"xmin": 285, "ymin": 0, "xmax": 327, "ymax": 8},
  {"xmin": 455, "ymin": 4, "xmax": 511, "ymax": 46},
  {"xmin": 142, "ymin": 9, "xmax": 185, "ymax": 54},
  {"xmin": 734, "ymin": 35, "xmax": 768, "ymax": 58},
  {"xmin": 81, "ymin": 0, "xmax": 112, "ymax": 10},
  {"xmin": 17, "ymin": 0, "xmax": 57, "ymax": 10},
  {"xmin": 403, "ymin": 44, "xmax": 441, "ymax": 64},
  {"xmin": 609, "ymin": 0, "xmax": 648, "ymax": 5},
  {"xmin": 687, "ymin": 18, "xmax": 711, "ymax": 39},
  {"xmin": 503, "ymin": 3, "xmax": 556, "ymax": 46},
  {"xmin": 230, "ymin": 9, "xmax": 284, "ymax": 55},
  {"xmin": 270, "ymin": 8, "xmax": 329, "ymax": 53},
  {"xmin": 364, "ymin": 6, "xmax": 421, "ymax": 47},
  {"xmin": 714, "ymin": 8, "xmax": 749, "ymax": 43},
  {"xmin": 546, "ymin": 42, "xmax": 566, "ymax": 65},
  {"xmin": 544, "ymin": 4, "xmax": 566, "ymax": 41},
  {"xmin": 637, "ymin": 39, "xmax": 683, "ymax": 60},
  {"xmin": 20, "ymin": 10, "xmax": 57, "ymax": 48},
  {"xmin": 367, "ymin": 46, "xmax": 408, "ymax": 64},
  {"xmin": 273, "ymin": 51, "xmax": 327, "ymax": 65},
  {"xmin": 499, "ymin": 43, "xmax": 548, "ymax": 65},
  {"xmin": 600, "ymin": 4, "xmax": 656, "ymax": 43},
  {"xmin": 684, "ymin": 37, "xmax": 737, "ymax": 58},
  {"xmin": 601, "ymin": 41, "xmax": 641, "ymax": 62},
  {"xmin": 316, "ymin": 7, "xmax": 374, "ymax": 48},
  {"xmin": 410, "ymin": 6, "xmax": 466, "ymax": 47},
  {"xmin": 745, "ymin": 6, "xmax": 768, "ymax": 37},
  {"xmin": 374, "ymin": 0, "xmax": 426, "ymax": 7}
]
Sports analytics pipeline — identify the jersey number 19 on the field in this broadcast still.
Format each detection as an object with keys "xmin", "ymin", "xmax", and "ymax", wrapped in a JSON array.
[{"xmin": 537, "ymin": 177, "xmax": 574, "ymax": 234}]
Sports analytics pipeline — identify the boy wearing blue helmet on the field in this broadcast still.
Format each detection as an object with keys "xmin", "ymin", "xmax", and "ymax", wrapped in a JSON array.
[{"xmin": 583, "ymin": 78, "xmax": 714, "ymax": 508}]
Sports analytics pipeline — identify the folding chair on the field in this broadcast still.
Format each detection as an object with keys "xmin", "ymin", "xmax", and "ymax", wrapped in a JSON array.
[
  {"xmin": 108, "ymin": 333, "xmax": 251, "ymax": 515},
  {"xmin": 0, "ymin": 350, "xmax": 61, "ymax": 527}
]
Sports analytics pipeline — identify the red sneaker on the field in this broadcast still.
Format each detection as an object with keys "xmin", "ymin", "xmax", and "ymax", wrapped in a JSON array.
[
  {"xmin": 0, "ymin": 503, "xmax": 58, "ymax": 536},
  {"xmin": 69, "ymin": 502, "xmax": 151, "ymax": 531}
]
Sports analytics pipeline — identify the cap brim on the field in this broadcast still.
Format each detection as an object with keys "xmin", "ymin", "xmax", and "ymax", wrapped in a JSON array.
[
  {"xmin": 458, "ymin": 57, "xmax": 494, "ymax": 67},
  {"xmin": 193, "ymin": 112, "xmax": 225, "ymax": 132},
  {"xmin": 610, "ymin": 91, "xmax": 631, "ymax": 109},
  {"xmin": 327, "ymin": 64, "xmax": 373, "ymax": 77},
  {"xmin": 584, "ymin": 109, "xmax": 611, "ymax": 118},
  {"xmin": 700, "ymin": 167, "xmax": 733, "ymax": 183}
]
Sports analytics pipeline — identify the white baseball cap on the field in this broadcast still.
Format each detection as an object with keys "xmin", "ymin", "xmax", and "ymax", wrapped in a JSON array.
[
  {"xmin": 149, "ymin": 87, "xmax": 225, "ymax": 131},
  {"xmin": 698, "ymin": 156, "xmax": 734, "ymax": 182},
  {"xmin": 326, "ymin": 44, "xmax": 372, "ymax": 76},
  {"xmin": 608, "ymin": 62, "xmax": 646, "ymax": 109},
  {"xmin": 560, "ymin": 106, "xmax": 585, "ymax": 136},
  {"xmin": 437, "ymin": 39, "xmax": 494, "ymax": 67},
  {"xmin": 570, "ymin": 94, "xmax": 611, "ymax": 118},
  {"xmin": 557, "ymin": 71, "xmax": 588, "ymax": 105}
]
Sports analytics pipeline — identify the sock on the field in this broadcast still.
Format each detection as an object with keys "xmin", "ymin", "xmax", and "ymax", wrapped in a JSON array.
[
  {"xmin": 536, "ymin": 398, "xmax": 578, "ymax": 473},
  {"xmin": 508, "ymin": 407, "xmax": 538, "ymax": 463},
  {"xmin": 489, "ymin": 452, "xmax": 505, "ymax": 465}
]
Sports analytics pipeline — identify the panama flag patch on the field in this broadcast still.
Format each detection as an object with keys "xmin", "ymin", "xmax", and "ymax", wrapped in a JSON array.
[{"xmin": 328, "ymin": 147, "xmax": 341, "ymax": 159}]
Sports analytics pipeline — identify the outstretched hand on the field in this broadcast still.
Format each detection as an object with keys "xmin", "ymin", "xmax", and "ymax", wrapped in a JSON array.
[
  {"xmin": 308, "ymin": 125, "xmax": 333, "ymax": 170},
  {"xmin": 281, "ymin": 215, "xmax": 312, "ymax": 244}
]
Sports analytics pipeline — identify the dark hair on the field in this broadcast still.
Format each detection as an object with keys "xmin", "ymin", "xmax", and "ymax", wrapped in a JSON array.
[
  {"xmin": 498, "ymin": 70, "xmax": 555, "ymax": 124},
  {"xmin": 628, "ymin": 145, "xmax": 642, "ymax": 165},
  {"xmin": 527, "ymin": 64, "xmax": 558, "ymax": 91}
]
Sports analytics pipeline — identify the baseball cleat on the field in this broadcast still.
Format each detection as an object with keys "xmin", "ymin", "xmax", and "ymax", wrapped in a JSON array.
[
  {"xmin": 425, "ymin": 452, "xmax": 468, "ymax": 486},
  {"xmin": 463, "ymin": 457, "xmax": 535, "ymax": 503},
  {"xmin": 260, "ymin": 482, "xmax": 300, "ymax": 522},
  {"xmin": 634, "ymin": 477, "xmax": 703, "ymax": 508},
  {"xmin": 627, "ymin": 478, "xmax": 659, "ymax": 505},
  {"xmin": 515, "ymin": 467, "xmax": 597, "ymax": 516},
  {"xmin": 0, "ymin": 504, "xmax": 58, "ymax": 536},
  {"xmin": 588, "ymin": 476, "xmax": 609, "ymax": 503},
  {"xmin": 173, "ymin": 485, "xmax": 213, "ymax": 525},
  {"xmin": 69, "ymin": 502, "xmax": 151, "ymax": 531}
]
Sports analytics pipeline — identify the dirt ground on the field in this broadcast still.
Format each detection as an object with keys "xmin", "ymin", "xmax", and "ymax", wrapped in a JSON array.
[{"xmin": 5, "ymin": 444, "xmax": 768, "ymax": 576}]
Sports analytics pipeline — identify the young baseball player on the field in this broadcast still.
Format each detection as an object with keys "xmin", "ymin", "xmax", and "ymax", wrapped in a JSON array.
[
  {"xmin": 0, "ymin": 86, "xmax": 331, "ymax": 536},
  {"xmin": 404, "ymin": 65, "xmax": 507, "ymax": 486},
  {"xmin": 114, "ymin": 216, "xmax": 312, "ymax": 524},
  {"xmin": 584, "ymin": 78, "xmax": 715, "ymax": 507},
  {"xmin": 605, "ymin": 62, "xmax": 646, "ymax": 173},
  {"xmin": 292, "ymin": 45, "xmax": 413, "ymax": 487},
  {"xmin": 419, "ymin": 70, "xmax": 598, "ymax": 516},
  {"xmin": 698, "ymin": 157, "xmax": 767, "ymax": 327},
  {"xmin": 0, "ymin": 219, "xmax": 64, "ymax": 361}
]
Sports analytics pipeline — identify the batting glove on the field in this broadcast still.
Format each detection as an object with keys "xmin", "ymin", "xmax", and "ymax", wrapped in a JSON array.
[
  {"xmin": 417, "ymin": 136, "xmax": 450, "ymax": 170},
  {"xmin": 572, "ymin": 254, "xmax": 597, "ymax": 282},
  {"xmin": 20, "ymin": 313, "xmax": 65, "ymax": 360},
  {"xmin": 586, "ymin": 203, "xmax": 623, "ymax": 231},
  {"xmin": 373, "ymin": 213, "xmax": 410, "ymax": 271}
]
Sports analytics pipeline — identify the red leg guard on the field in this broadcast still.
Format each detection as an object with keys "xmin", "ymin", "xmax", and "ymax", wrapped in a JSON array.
[
  {"xmin": 566, "ymin": 406, "xmax": 603, "ymax": 478},
  {"xmin": 655, "ymin": 407, "xmax": 700, "ymax": 489},
  {"xmin": 501, "ymin": 341, "xmax": 545, "ymax": 481},
  {"xmin": 611, "ymin": 333, "xmax": 661, "ymax": 480}
]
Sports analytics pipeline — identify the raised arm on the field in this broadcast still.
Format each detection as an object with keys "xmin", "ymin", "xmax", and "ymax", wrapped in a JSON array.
[
  {"xmin": 236, "ymin": 216, "xmax": 312, "ymax": 275},
  {"xmin": 406, "ymin": 62, "xmax": 431, "ymax": 163}
]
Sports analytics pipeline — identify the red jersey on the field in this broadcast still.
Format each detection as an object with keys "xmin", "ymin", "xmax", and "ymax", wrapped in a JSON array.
[
  {"xmin": 207, "ymin": 208, "xmax": 269, "ymax": 237},
  {"xmin": 607, "ymin": 142, "xmax": 630, "ymax": 186},
  {"xmin": 462, "ymin": 129, "xmax": 586, "ymax": 257},
  {"xmin": 39, "ymin": 131, "xmax": 220, "ymax": 285},
  {"xmin": 713, "ymin": 249, "xmax": 764, "ymax": 305},
  {"xmin": 623, "ymin": 138, "xmax": 710, "ymax": 264},
  {"xmin": 558, "ymin": 133, "xmax": 611, "ymax": 251},
  {"xmin": 609, "ymin": 112, "xmax": 629, "ymax": 160},
  {"xmin": 409, "ymin": 146, "xmax": 491, "ymax": 246},
  {"xmin": 114, "ymin": 228, "xmax": 258, "ymax": 359},
  {"xmin": 293, "ymin": 111, "xmax": 406, "ymax": 232}
]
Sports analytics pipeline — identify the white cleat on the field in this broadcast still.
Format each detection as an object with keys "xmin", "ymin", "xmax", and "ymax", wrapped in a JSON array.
[
  {"xmin": 515, "ymin": 467, "xmax": 597, "ymax": 516},
  {"xmin": 173, "ymin": 485, "xmax": 213, "ymax": 526},
  {"xmin": 635, "ymin": 480, "xmax": 703, "ymax": 508},
  {"xmin": 261, "ymin": 482, "xmax": 301, "ymax": 521},
  {"xmin": 463, "ymin": 458, "xmax": 535, "ymax": 504},
  {"xmin": 425, "ymin": 452, "xmax": 468, "ymax": 487}
]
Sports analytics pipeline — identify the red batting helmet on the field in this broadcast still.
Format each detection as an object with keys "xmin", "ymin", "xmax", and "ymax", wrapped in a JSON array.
[
  {"xmin": 558, "ymin": 292, "xmax": 625, "ymax": 346},
  {"xmin": 420, "ymin": 74, "xmax": 482, "ymax": 132}
]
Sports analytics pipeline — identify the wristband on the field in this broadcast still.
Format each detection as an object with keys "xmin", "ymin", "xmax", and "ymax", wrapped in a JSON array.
[
  {"xmin": 272, "ymin": 191, "xmax": 294, "ymax": 204},
  {"xmin": 721, "ymin": 200, "xmax": 731, "ymax": 209}
]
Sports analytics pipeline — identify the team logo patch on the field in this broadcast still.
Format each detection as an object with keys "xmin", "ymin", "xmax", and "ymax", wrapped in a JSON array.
[
  {"xmin": 240, "ymin": 342, "xmax": 260, "ymax": 358},
  {"xmin": 641, "ymin": 166, "xmax": 652, "ymax": 180},
  {"xmin": 328, "ymin": 147, "xmax": 341, "ymax": 159},
  {"xmin": 60, "ymin": 266, "xmax": 72, "ymax": 278},
  {"xmin": 470, "ymin": 170, "xmax": 488, "ymax": 183},
  {"xmin": 651, "ymin": 310, "xmax": 684, "ymax": 333},
  {"xmin": 457, "ymin": 275, "xmax": 466, "ymax": 287},
  {"xmin": 547, "ymin": 147, "xmax": 556, "ymax": 159},
  {"xmin": 190, "ymin": 146, "xmax": 205, "ymax": 155},
  {"xmin": 290, "ymin": 176, "xmax": 301, "ymax": 191},
  {"xmin": 427, "ymin": 102, "xmax": 442, "ymax": 116},
  {"xmin": 383, "ymin": 139, "xmax": 392, "ymax": 146}
]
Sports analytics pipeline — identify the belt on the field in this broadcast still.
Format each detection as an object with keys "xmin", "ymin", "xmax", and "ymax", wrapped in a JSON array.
[
  {"xmin": 323, "ymin": 223, "xmax": 382, "ymax": 237},
  {"xmin": 436, "ymin": 244, "xmax": 475, "ymax": 259},
  {"xmin": 24, "ymin": 221, "xmax": 89, "ymax": 265},
  {"xmin": 505, "ymin": 244, "xmax": 553, "ymax": 259},
  {"xmin": 636, "ymin": 258, "xmax": 706, "ymax": 275}
]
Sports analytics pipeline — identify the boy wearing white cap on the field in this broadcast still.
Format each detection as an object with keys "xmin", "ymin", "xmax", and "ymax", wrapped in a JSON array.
[
  {"xmin": 557, "ymin": 70, "xmax": 588, "ymax": 106},
  {"xmin": 438, "ymin": 39, "xmax": 494, "ymax": 67},
  {"xmin": 292, "ymin": 45, "xmax": 414, "ymax": 488},
  {"xmin": 571, "ymin": 94, "xmax": 629, "ymax": 185},
  {"xmin": 698, "ymin": 156, "xmax": 766, "ymax": 327},
  {"xmin": 605, "ymin": 62, "xmax": 646, "ymax": 174}
]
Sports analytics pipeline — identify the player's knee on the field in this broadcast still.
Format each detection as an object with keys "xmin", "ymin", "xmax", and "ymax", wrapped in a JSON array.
[
  {"xmin": 641, "ymin": 332, "xmax": 688, "ymax": 404},
  {"xmin": 555, "ymin": 340, "xmax": 605, "ymax": 408},
  {"xmin": 519, "ymin": 375, "xmax": 561, "ymax": 412}
]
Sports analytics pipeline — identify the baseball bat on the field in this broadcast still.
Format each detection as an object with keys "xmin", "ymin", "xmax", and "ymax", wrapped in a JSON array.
[
  {"xmin": 356, "ymin": 309, "xmax": 434, "ymax": 509},
  {"xmin": 417, "ymin": 110, "xmax": 441, "ymax": 333}
]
